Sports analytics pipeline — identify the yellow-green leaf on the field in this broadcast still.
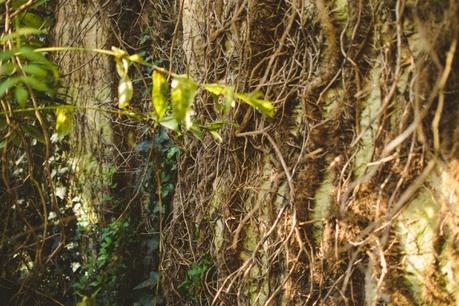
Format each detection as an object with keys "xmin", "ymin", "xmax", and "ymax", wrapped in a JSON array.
[
  {"xmin": 236, "ymin": 92, "xmax": 274, "ymax": 117},
  {"xmin": 159, "ymin": 116, "xmax": 179, "ymax": 131},
  {"xmin": 15, "ymin": 85, "xmax": 28, "ymax": 107},
  {"xmin": 111, "ymin": 46, "xmax": 127, "ymax": 59},
  {"xmin": 223, "ymin": 86, "xmax": 234, "ymax": 115},
  {"xmin": 152, "ymin": 70, "xmax": 168, "ymax": 120},
  {"xmin": 171, "ymin": 76, "xmax": 197, "ymax": 129},
  {"xmin": 203, "ymin": 83, "xmax": 225, "ymax": 96},
  {"xmin": 118, "ymin": 75, "xmax": 133, "ymax": 109},
  {"xmin": 209, "ymin": 130, "xmax": 223, "ymax": 144},
  {"xmin": 128, "ymin": 54, "xmax": 142, "ymax": 63},
  {"xmin": 55, "ymin": 107, "xmax": 73, "ymax": 139}
]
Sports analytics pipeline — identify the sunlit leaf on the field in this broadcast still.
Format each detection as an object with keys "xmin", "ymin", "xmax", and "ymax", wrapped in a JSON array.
[
  {"xmin": 152, "ymin": 70, "xmax": 168, "ymax": 120},
  {"xmin": 115, "ymin": 59, "xmax": 124, "ymax": 78},
  {"xmin": 203, "ymin": 83, "xmax": 225, "ymax": 96},
  {"xmin": 118, "ymin": 75, "xmax": 133, "ymax": 109},
  {"xmin": 127, "ymin": 54, "xmax": 142, "ymax": 63},
  {"xmin": 15, "ymin": 84, "xmax": 28, "ymax": 107},
  {"xmin": 171, "ymin": 76, "xmax": 197, "ymax": 129},
  {"xmin": 236, "ymin": 91, "xmax": 274, "ymax": 117},
  {"xmin": 111, "ymin": 46, "xmax": 127, "ymax": 59},
  {"xmin": 159, "ymin": 116, "xmax": 179, "ymax": 132},
  {"xmin": 223, "ymin": 86, "xmax": 234, "ymax": 115},
  {"xmin": 210, "ymin": 130, "xmax": 223, "ymax": 143},
  {"xmin": 55, "ymin": 107, "xmax": 73, "ymax": 139}
]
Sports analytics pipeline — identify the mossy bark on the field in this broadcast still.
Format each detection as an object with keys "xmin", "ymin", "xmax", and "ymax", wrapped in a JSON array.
[{"xmin": 52, "ymin": 0, "xmax": 115, "ymax": 224}]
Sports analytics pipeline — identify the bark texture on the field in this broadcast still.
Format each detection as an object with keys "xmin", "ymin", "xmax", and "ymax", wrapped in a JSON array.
[
  {"xmin": 162, "ymin": 0, "xmax": 459, "ymax": 305},
  {"xmin": 53, "ymin": 0, "xmax": 115, "ymax": 223}
]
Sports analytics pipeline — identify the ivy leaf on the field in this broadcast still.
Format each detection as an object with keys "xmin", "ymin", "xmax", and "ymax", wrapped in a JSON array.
[
  {"xmin": 15, "ymin": 84, "xmax": 28, "ymax": 107},
  {"xmin": 236, "ymin": 91, "xmax": 274, "ymax": 117},
  {"xmin": 152, "ymin": 70, "xmax": 168, "ymax": 120},
  {"xmin": 55, "ymin": 107, "xmax": 73, "ymax": 139},
  {"xmin": 171, "ymin": 76, "xmax": 197, "ymax": 130},
  {"xmin": 118, "ymin": 75, "xmax": 133, "ymax": 109}
]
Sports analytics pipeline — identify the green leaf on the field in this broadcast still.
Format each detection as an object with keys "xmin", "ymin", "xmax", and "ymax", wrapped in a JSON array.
[
  {"xmin": 189, "ymin": 124, "xmax": 204, "ymax": 140},
  {"xmin": 22, "ymin": 64, "xmax": 48, "ymax": 78},
  {"xmin": 22, "ymin": 124, "xmax": 45, "ymax": 144},
  {"xmin": 0, "ymin": 50, "xmax": 17, "ymax": 61},
  {"xmin": 15, "ymin": 84, "xmax": 28, "ymax": 107},
  {"xmin": 0, "ymin": 62, "xmax": 16, "ymax": 76},
  {"xmin": 236, "ymin": 91, "xmax": 274, "ymax": 117},
  {"xmin": 204, "ymin": 121, "xmax": 225, "ymax": 131},
  {"xmin": 210, "ymin": 130, "xmax": 223, "ymax": 143},
  {"xmin": 19, "ymin": 48, "xmax": 59, "ymax": 80},
  {"xmin": 0, "ymin": 28, "xmax": 44, "ymax": 44},
  {"xmin": 0, "ymin": 77, "xmax": 21, "ymax": 97},
  {"xmin": 159, "ymin": 116, "xmax": 179, "ymax": 132},
  {"xmin": 203, "ymin": 83, "xmax": 225, "ymax": 96},
  {"xmin": 118, "ymin": 75, "xmax": 133, "ymax": 109},
  {"xmin": 115, "ymin": 57, "xmax": 129, "ymax": 78},
  {"xmin": 19, "ymin": 47, "xmax": 50, "ymax": 64},
  {"xmin": 171, "ymin": 76, "xmax": 197, "ymax": 129},
  {"xmin": 19, "ymin": 12, "xmax": 52, "ymax": 30},
  {"xmin": 21, "ymin": 76, "xmax": 49, "ymax": 93},
  {"xmin": 223, "ymin": 86, "xmax": 234, "ymax": 115},
  {"xmin": 55, "ymin": 107, "xmax": 73, "ymax": 139},
  {"xmin": 152, "ymin": 70, "xmax": 168, "ymax": 119}
]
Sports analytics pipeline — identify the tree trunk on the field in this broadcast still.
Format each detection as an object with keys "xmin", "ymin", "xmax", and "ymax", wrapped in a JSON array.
[
  {"xmin": 52, "ymin": 0, "xmax": 116, "ymax": 224},
  {"xmin": 162, "ymin": 0, "xmax": 459, "ymax": 305}
]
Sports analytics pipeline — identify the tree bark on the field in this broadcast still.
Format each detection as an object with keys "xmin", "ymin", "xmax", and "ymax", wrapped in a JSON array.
[{"xmin": 162, "ymin": 0, "xmax": 459, "ymax": 305}]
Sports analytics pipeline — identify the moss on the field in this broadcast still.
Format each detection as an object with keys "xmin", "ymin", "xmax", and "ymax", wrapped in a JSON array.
[
  {"xmin": 312, "ymin": 169, "xmax": 334, "ymax": 243},
  {"xmin": 397, "ymin": 185, "xmax": 439, "ymax": 304},
  {"xmin": 355, "ymin": 63, "xmax": 382, "ymax": 178}
]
